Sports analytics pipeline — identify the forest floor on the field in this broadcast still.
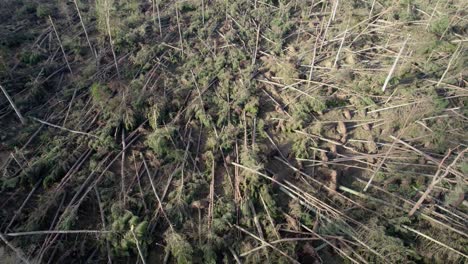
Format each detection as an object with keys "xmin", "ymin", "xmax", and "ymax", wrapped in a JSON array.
[{"xmin": 0, "ymin": 0, "xmax": 467, "ymax": 263}]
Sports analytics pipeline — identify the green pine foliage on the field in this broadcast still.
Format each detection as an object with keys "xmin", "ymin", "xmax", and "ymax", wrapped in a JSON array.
[
  {"xmin": 165, "ymin": 231, "xmax": 194, "ymax": 264},
  {"xmin": 1, "ymin": 0, "xmax": 467, "ymax": 263},
  {"xmin": 108, "ymin": 205, "xmax": 149, "ymax": 257}
]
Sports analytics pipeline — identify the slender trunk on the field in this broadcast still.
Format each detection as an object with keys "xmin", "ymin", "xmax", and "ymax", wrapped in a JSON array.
[
  {"xmin": 0, "ymin": 84, "xmax": 25, "ymax": 124},
  {"xmin": 156, "ymin": 0, "xmax": 162, "ymax": 37},
  {"xmin": 201, "ymin": 0, "xmax": 205, "ymax": 24},
  {"xmin": 105, "ymin": 0, "xmax": 120, "ymax": 77},
  {"xmin": 176, "ymin": 5, "xmax": 184, "ymax": 56},
  {"xmin": 121, "ymin": 131, "xmax": 126, "ymax": 204},
  {"xmin": 252, "ymin": 22, "xmax": 260, "ymax": 66},
  {"xmin": 72, "ymin": 0, "xmax": 96, "ymax": 59},
  {"xmin": 0, "ymin": 233, "xmax": 31, "ymax": 264},
  {"xmin": 382, "ymin": 35, "xmax": 409, "ymax": 92},
  {"xmin": 48, "ymin": 16, "xmax": 73, "ymax": 75}
]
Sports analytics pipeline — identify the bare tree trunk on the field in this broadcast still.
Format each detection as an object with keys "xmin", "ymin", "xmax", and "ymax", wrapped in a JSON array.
[
  {"xmin": 0, "ymin": 84, "xmax": 25, "ymax": 124},
  {"xmin": 0, "ymin": 233, "xmax": 31, "ymax": 264},
  {"xmin": 382, "ymin": 35, "xmax": 409, "ymax": 92},
  {"xmin": 176, "ymin": 5, "xmax": 184, "ymax": 56},
  {"xmin": 252, "ymin": 22, "xmax": 260, "ymax": 66},
  {"xmin": 201, "ymin": 0, "xmax": 205, "ymax": 24},
  {"xmin": 121, "ymin": 131, "xmax": 126, "ymax": 204},
  {"xmin": 156, "ymin": 0, "xmax": 162, "ymax": 37},
  {"xmin": 72, "ymin": 0, "xmax": 96, "ymax": 59},
  {"xmin": 105, "ymin": 0, "xmax": 120, "ymax": 78},
  {"xmin": 48, "ymin": 16, "xmax": 73, "ymax": 75}
]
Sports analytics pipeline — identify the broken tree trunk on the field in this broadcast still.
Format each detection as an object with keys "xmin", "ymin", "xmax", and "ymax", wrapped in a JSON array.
[{"xmin": 0, "ymin": 84, "xmax": 25, "ymax": 124}]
